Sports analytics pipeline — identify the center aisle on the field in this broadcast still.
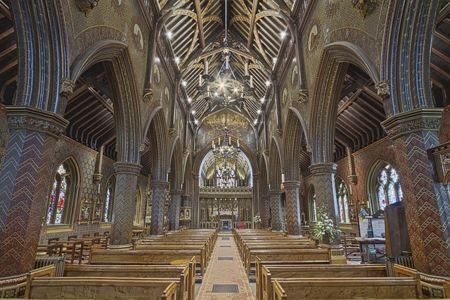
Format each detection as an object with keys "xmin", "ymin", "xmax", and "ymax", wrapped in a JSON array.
[{"xmin": 196, "ymin": 232, "xmax": 254, "ymax": 300}]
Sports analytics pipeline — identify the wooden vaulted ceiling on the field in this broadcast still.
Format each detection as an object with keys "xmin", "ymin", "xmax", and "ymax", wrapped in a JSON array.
[
  {"xmin": 65, "ymin": 63, "xmax": 117, "ymax": 159},
  {"xmin": 0, "ymin": 0, "xmax": 16, "ymax": 106},
  {"xmin": 160, "ymin": 0, "xmax": 293, "ymax": 123},
  {"xmin": 431, "ymin": 2, "xmax": 450, "ymax": 108},
  {"xmin": 334, "ymin": 65, "xmax": 386, "ymax": 162},
  {"xmin": 0, "ymin": 0, "xmax": 448, "ymax": 165}
]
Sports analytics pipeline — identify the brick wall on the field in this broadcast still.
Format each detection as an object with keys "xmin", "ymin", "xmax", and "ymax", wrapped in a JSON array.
[
  {"xmin": 39, "ymin": 136, "xmax": 150, "ymax": 243},
  {"xmin": 335, "ymin": 137, "xmax": 398, "ymax": 207}
]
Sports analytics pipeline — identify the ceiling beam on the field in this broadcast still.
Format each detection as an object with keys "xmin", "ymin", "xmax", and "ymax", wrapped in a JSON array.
[
  {"xmin": 431, "ymin": 62, "xmax": 450, "ymax": 80},
  {"xmin": 194, "ymin": 0, "xmax": 206, "ymax": 49},
  {"xmin": 432, "ymin": 47, "xmax": 450, "ymax": 64},
  {"xmin": 247, "ymin": 0, "xmax": 259, "ymax": 49},
  {"xmin": 337, "ymin": 89, "xmax": 362, "ymax": 115}
]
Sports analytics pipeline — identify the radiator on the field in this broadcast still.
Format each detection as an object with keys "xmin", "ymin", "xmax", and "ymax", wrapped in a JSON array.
[{"xmin": 34, "ymin": 256, "xmax": 65, "ymax": 277}]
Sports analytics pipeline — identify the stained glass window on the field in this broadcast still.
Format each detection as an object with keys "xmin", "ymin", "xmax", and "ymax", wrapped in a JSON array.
[
  {"xmin": 103, "ymin": 177, "xmax": 115, "ymax": 222},
  {"xmin": 47, "ymin": 163, "xmax": 71, "ymax": 225},
  {"xmin": 336, "ymin": 180, "xmax": 350, "ymax": 223},
  {"xmin": 375, "ymin": 164, "xmax": 403, "ymax": 210}
]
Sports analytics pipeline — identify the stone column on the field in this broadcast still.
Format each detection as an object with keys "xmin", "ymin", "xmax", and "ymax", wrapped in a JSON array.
[
  {"xmin": 309, "ymin": 163, "xmax": 339, "ymax": 225},
  {"xmin": 382, "ymin": 109, "xmax": 450, "ymax": 276},
  {"xmin": 269, "ymin": 189, "xmax": 283, "ymax": 231},
  {"xmin": 261, "ymin": 195, "xmax": 270, "ymax": 228},
  {"xmin": 0, "ymin": 107, "xmax": 68, "ymax": 276},
  {"xmin": 192, "ymin": 174, "xmax": 200, "ymax": 228},
  {"xmin": 110, "ymin": 162, "xmax": 142, "ymax": 245},
  {"xmin": 169, "ymin": 189, "xmax": 182, "ymax": 231},
  {"xmin": 284, "ymin": 181, "xmax": 302, "ymax": 235},
  {"xmin": 252, "ymin": 174, "xmax": 259, "ymax": 228},
  {"xmin": 151, "ymin": 180, "xmax": 169, "ymax": 235}
]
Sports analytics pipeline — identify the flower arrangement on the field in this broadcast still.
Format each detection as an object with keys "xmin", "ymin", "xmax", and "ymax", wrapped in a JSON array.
[
  {"xmin": 312, "ymin": 211, "xmax": 339, "ymax": 242},
  {"xmin": 253, "ymin": 215, "xmax": 262, "ymax": 224}
]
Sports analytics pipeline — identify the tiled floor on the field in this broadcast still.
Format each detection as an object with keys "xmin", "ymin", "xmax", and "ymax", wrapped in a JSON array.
[{"xmin": 196, "ymin": 233, "xmax": 254, "ymax": 300}]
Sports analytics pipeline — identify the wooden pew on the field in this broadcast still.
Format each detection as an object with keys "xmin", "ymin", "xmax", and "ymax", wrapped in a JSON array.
[
  {"xmin": 242, "ymin": 243, "xmax": 316, "ymax": 265},
  {"xmin": 90, "ymin": 249, "xmax": 207, "ymax": 276},
  {"xmin": 272, "ymin": 277, "xmax": 419, "ymax": 299},
  {"xmin": 246, "ymin": 248, "xmax": 331, "ymax": 275},
  {"xmin": 237, "ymin": 238, "xmax": 312, "ymax": 258},
  {"xmin": 258, "ymin": 264, "xmax": 387, "ymax": 300},
  {"xmin": 0, "ymin": 265, "xmax": 55, "ymax": 299},
  {"xmin": 26, "ymin": 277, "xmax": 178, "ymax": 300},
  {"xmin": 135, "ymin": 243, "xmax": 209, "ymax": 262},
  {"xmin": 64, "ymin": 264, "xmax": 193, "ymax": 300},
  {"xmin": 394, "ymin": 264, "xmax": 450, "ymax": 298}
]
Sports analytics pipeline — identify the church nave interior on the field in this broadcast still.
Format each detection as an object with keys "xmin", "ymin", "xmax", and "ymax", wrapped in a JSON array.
[{"xmin": 0, "ymin": 0, "xmax": 449, "ymax": 299}]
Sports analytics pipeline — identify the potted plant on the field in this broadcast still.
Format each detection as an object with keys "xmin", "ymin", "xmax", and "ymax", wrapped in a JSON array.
[
  {"xmin": 311, "ymin": 210, "xmax": 339, "ymax": 244},
  {"xmin": 253, "ymin": 215, "xmax": 262, "ymax": 229}
]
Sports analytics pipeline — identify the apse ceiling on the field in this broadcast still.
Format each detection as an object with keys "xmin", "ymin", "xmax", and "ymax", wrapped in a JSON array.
[
  {"xmin": 159, "ymin": 0, "xmax": 294, "ymax": 124},
  {"xmin": 200, "ymin": 149, "xmax": 253, "ymax": 181}
]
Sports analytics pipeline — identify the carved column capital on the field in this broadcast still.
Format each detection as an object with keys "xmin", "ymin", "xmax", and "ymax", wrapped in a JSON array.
[
  {"xmin": 113, "ymin": 162, "xmax": 142, "ymax": 175},
  {"xmin": 6, "ymin": 107, "xmax": 69, "ymax": 139},
  {"xmin": 381, "ymin": 108, "xmax": 443, "ymax": 140},
  {"xmin": 172, "ymin": 189, "xmax": 183, "ymax": 196},
  {"xmin": 283, "ymin": 180, "xmax": 301, "ymax": 189},
  {"xmin": 152, "ymin": 180, "xmax": 170, "ymax": 189},
  {"xmin": 309, "ymin": 162, "xmax": 337, "ymax": 175},
  {"xmin": 269, "ymin": 189, "xmax": 283, "ymax": 195}
]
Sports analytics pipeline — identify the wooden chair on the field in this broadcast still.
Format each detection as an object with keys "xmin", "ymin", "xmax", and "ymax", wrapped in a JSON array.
[
  {"xmin": 67, "ymin": 235, "xmax": 78, "ymax": 241},
  {"xmin": 47, "ymin": 237, "xmax": 60, "ymax": 244}
]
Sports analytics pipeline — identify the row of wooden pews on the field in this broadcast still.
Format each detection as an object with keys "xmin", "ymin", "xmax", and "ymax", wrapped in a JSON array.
[
  {"xmin": 233, "ymin": 229, "xmax": 438, "ymax": 299},
  {"xmin": 233, "ymin": 229, "xmax": 331, "ymax": 275},
  {"xmin": 25, "ymin": 229, "xmax": 218, "ymax": 299}
]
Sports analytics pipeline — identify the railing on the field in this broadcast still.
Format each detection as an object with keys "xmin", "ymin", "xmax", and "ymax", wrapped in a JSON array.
[
  {"xmin": 34, "ymin": 256, "xmax": 65, "ymax": 277},
  {"xmin": 200, "ymin": 222, "xmax": 218, "ymax": 229}
]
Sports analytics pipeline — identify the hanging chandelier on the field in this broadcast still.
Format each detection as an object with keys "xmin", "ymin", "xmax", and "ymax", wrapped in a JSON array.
[
  {"xmin": 195, "ymin": 0, "xmax": 255, "ymax": 113},
  {"xmin": 212, "ymin": 128, "xmax": 240, "ymax": 159}
]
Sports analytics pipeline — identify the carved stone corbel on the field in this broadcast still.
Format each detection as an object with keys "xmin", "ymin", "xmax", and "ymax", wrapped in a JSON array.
[
  {"xmin": 75, "ymin": 0, "xmax": 100, "ymax": 16},
  {"xmin": 351, "ymin": 0, "xmax": 378, "ymax": 18},
  {"xmin": 60, "ymin": 79, "xmax": 76, "ymax": 98},
  {"xmin": 375, "ymin": 80, "xmax": 390, "ymax": 99},
  {"xmin": 297, "ymin": 89, "xmax": 309, "ymax": 104},
  {"xmin": 143, "ymin": 88, "xmax": 153, "ymax": 103}
]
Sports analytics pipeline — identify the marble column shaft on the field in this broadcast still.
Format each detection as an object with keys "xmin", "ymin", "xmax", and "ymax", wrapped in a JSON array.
[
  {"xmin": 269, "ymin": 190, "xmax": 283, "ymax": 231},
  {"xmin": 110, "ymin": 162, "xmax": 142, "ymax": 245},
  {"xmin": 169, "ymin": 189, "xmax": 182, "ymax": 231},
  {"xmin": 309, "ymin": 163, "xmax": 339, "ymax": 225},
  {"xmin": 382, "ymin": 109, "xmax": 450, "ymax": 276},
  {"xmin": 151, "ymin": 180, "xmax": 169, "ymax": 235},
  {"xmin": 284, "ymin": 181, "xmax": 302, "ymax": 235},
  {"xmin": 0, "ymin": 107, "xmax": 68, "ymax": 276}
]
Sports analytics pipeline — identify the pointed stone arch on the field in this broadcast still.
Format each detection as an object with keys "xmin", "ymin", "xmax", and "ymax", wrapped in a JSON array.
[
  {"xmin": 142, "ymin": 109, "xmax": 169, "ymax": 181},
  {"xmin": 283, "ymin": 109, "xmax": 309, "ymax": 181},
  {"xmin": 269, "ymin": 136, "xmax": 283, "ymax": 189},
  {"xmin": 309, "ymin": 41, "xmax": 381, "ymax": 164},
  {"xmin": 70, "ymin": 40, "xmax": 141, "ymax": 164}
]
